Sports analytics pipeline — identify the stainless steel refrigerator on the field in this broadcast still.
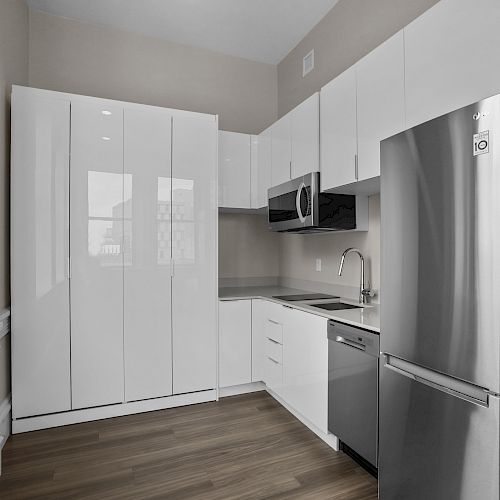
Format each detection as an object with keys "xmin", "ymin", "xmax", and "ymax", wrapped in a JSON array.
[{"xmin": 380, "ymin": 95, "xmax": 500, "ymax": 499}]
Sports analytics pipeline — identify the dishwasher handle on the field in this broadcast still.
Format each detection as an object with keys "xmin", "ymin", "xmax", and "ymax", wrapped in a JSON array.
[{"xmin": 335, "ymin": 335, "xmax": 366, "ymax": 352}]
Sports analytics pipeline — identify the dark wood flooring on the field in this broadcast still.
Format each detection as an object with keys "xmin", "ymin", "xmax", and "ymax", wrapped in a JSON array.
[{"xmin": 0, "ymin": 391, "xmax": 378, "ymax": 499}]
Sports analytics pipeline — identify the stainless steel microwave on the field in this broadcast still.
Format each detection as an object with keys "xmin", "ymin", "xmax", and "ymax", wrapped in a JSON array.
[{"xmin": 268, "ymin": 172, "xmax": 356, "ymax": 233}]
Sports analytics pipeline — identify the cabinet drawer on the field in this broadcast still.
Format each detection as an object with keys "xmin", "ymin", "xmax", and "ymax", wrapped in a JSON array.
[
  {"xmin": 265, "ymin": 318, "xmax": 283, "ymax": 344},
  {"xmin": 265, "ymin": 337, "xmax": 283, "ymax": 364},
  {"xmin": 265, "ymin": 356, "xmax": 283, "ymax": 389}
]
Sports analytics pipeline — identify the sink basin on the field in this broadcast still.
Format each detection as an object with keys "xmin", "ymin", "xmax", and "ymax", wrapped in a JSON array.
[{"xmin": 309, "ymin": 302, "xmax": 362, "ymax": 311}]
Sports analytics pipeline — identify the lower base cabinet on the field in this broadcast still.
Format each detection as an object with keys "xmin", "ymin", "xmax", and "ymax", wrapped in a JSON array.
[
  {"xmin": 219, "ymin": 298, "xmax": 329, "ymax": 434},
  {"xmin": 218, "ymin": 300, "xmax": 252, "ymax": 387}
]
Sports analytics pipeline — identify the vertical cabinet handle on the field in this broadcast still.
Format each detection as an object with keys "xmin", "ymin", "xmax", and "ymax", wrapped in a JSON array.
[{"xmin": 354, "ymin": 154, "xmax": 359, "ymax": 181}]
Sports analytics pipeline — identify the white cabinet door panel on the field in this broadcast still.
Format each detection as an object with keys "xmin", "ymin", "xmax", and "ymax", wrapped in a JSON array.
[
  {"xmin": 218, "ymin": 131, "xmax": 251, "ymax": 208},
  {"xmin": 320, "ymin": 66, "xmax": 357, "ymax": 191},
  {"xmin": 250, "ymin": 135, "xmax": 259, "ymax": 209},
  {"xmin": 123, "ymin": 107, "xmax": 173, "ymax": 402},
  {"xmin": 172, "ymin": 114, "xmax": 217, "ymax": 394},
  {"xmin": 251, "ymin": 299, "xmax": 267, "ymax": 382},
  {"xmin": 271, "ymin": 116, "xmax": 292, "ymax": 186},
  {"xmin": 291, "ymin": 93, "xmax": 319, "ymax": 178},
  {"xmin": 405, "ymin": 0, "xmax": 500, "ymax": 129},
  {"xmin": 282, "ymin": 309, "xmax": 328, "ymax": 433},
  {"xmin": 218, "ymin": 300, "xmax": 252, "ymax": 387},
  {"xmin": 356, "ymin": 31, "xmax": 405, "ymax": 181},
  {"xmin": 70, "ymin": 101, "xmax": 125, "ymax": 409},
  {"xmin": 257, "ymin": 127, "xmax": 272, "ymax": 208},
  {"xmin": 11, "ymin": 91, "xmax": 72, "ymax": 418}
]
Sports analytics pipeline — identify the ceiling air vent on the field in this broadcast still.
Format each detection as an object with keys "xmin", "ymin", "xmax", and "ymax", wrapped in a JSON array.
[{"xmin": 303, "ymin": 49, "xmax": 314, "ymax": 77}]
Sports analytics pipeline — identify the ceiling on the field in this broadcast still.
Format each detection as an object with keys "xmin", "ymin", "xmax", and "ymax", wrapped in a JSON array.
[{"xmin": 26, "ymin": 0, "xmax": 339, "ymax": 65}]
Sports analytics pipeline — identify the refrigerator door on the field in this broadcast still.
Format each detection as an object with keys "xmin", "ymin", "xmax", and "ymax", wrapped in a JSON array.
[
  {"xmin": 380, "ymin": 94, "xmax": 500, "ymax": 393},
  {"xmin": 379, "ymin": 359, "xmax": 500, "ymax": 500}
]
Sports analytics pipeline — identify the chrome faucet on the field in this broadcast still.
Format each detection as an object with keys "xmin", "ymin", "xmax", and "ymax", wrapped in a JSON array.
[{"xmin": 338, "ymin": 248, "xmax": 371, "ymax": 304}]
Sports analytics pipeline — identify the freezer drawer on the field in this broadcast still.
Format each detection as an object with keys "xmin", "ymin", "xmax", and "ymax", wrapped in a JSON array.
[{"xmin": 379, "ymin": 359, "xmax": 500, "ymax": 500}]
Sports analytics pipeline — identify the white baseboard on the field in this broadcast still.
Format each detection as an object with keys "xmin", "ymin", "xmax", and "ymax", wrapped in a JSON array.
[
  {"xmin": 266, "ymin": 388, "xmax": 339, "ymax": 452},
  {"xmin": 12, "ymin": 390, "xmax": 217, "ymax": 434},
  {"xmin": 219, "ymin": 382, "xmax": 265, "ymax": 398}
]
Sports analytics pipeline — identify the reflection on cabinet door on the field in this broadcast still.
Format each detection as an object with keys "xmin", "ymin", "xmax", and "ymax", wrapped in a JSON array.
[
  {"xmin": 123, "ymin": 108, "xmax": 173, "ymax": 402},
  {"xmin": 11, "ymin": 91, "xmax": 72, "ymax": 419},
  {"xmin": 172, "ymin": 114, "xmax": 217, "ymax": 394},
  {"xmin": 70, "ymin": 101, "xmax": 125, "ymax": 409},
  {"xmin": 320, "ymin": 66, "xmax": 357, "ymax": 191}
]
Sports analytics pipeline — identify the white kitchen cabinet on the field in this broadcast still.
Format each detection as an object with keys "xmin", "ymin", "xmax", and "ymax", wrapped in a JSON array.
[
  {"xmin": 123, "ymin": 107, "xmax": 173, "ymax": 402},
  {"xmin": 11, "ymin": 90, "xmax": 72, "ymax": 419},
  {"xmin": 70, "ymin": 101, "xmax": 125, "ymax": 410},
  {"xmin": 218, "ymin": 300, "xmax": 252, "ymax": 387},
  {"xmin": 172, "ymin": 113, "xmax": 218, "ymax": 394},
  {"xmin": 281, "ymin": 308, "xmax": 329, "ymax": 433},
  {"xmin": 250, "ymin": 135, "xmax": 259, "ymax": 209},
  {"xmin": 218, "ymin": 131, "xmax": 251, "ymax": 209},
  {"xmin": 356, "ymin": 31, "xmax": 405, "ymax": 181},
  {"xmin": 256, "ymin": 127, "xmax": 272, "ymax": 208},
  {"xmin": 290, "ymin": 93, "xmax": 319, "ymax": 179},
  {"xmin": 405, "ymin": 0, "xmax": 500, "ymax": 129},
  {"xmin": 251, "ymin": 299, "xmax": 267, "ymax": 382},
  {"xmin": 270, "ymin": 115, "xmax": 292, "ymax": 187},
  {"xmin": 320, "ymin": 66, "xmax": 357, "ymax": 191}
]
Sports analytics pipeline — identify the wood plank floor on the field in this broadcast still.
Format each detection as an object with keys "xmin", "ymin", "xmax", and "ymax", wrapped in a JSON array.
[{"xmin": 0, "ymin": 391, "xmax": 378, "ymax": 499}]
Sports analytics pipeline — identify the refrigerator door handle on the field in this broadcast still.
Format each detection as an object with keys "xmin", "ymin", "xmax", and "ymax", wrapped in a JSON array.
[{"xmin": 383, "ymin": 353, "xmax": 493, "ymax": 408}]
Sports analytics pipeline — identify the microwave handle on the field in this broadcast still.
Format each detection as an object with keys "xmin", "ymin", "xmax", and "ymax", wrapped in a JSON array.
[{"xmin": 296, "ymin": 183, "xmax": 307, "ymax": 223}]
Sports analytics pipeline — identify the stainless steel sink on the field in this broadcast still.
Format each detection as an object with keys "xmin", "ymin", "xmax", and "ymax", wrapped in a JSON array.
[{"xmin": 309, "ymin": 302, "xmax": 362, "ymax": 311}]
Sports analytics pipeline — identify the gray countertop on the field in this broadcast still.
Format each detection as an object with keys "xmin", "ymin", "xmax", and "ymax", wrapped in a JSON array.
[{"xmin": 219, "ymin": 285, "xmax": 380, "ymax": 333}]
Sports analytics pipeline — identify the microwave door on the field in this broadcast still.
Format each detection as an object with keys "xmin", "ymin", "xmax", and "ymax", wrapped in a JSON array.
[{"xmin": 268, "ymin": 187, "xmax": 304, "ymax": 231}]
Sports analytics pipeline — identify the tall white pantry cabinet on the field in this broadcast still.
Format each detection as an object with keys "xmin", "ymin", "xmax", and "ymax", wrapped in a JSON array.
[{"xmin": 10, "ymin": 86, "xmax": 218, "ymax": 432}]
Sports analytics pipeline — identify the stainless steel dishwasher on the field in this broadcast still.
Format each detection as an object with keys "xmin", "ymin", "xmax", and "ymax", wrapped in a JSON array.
[{"xmin": 328, "ymin": 320, "xmax": 380, "ymax": 469}]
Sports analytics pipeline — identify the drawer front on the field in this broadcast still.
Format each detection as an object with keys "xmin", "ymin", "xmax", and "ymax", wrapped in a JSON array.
[
  {"xmin": 265, "ymin": 337, "xmax": 283, "ymax": 364},
  {"xmin": 265, "ymin": 318, "xmax": 283, "ymax": 344},
  {"xmin": 265, "ymin": 356, "xmax": 283, "ymax": 390}
]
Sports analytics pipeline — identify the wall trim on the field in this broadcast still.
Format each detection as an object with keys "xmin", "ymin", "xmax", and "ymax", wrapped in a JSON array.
[
  {"xmin": 0, "ymin": 308, "xmax": 10, "ymax": 342},
  {"xmin": 219, "ymin": 382, "xmax": 265, "ymax": 398},
  {"xmin": 12, "ymin": 389, "xmax": 217, "ymax": 434}
]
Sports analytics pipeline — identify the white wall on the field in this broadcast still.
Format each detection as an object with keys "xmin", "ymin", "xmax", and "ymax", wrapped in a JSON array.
[{"xmin": 28, "ymin": 9, "xmax": 278, "ymax": 135}]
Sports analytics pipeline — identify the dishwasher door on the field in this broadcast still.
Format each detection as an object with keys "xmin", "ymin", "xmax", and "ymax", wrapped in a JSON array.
[{"xmin": 328, "ymin": 321, "xmax": 379, "ymax": 467}]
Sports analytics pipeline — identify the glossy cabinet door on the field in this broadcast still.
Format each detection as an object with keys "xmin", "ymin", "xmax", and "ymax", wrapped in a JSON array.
[
  {"xmin": 123, "ymin": 107, "xmax": 173, "ymax": 402},
  {"xmin": 11, "ymin": 90, "xmax": 71, "ymax": 419},
  {"xmin": 250, "ymin": 135, "xmax": 259, "ymax": 209},
  {"xmin": 271, "ymin": 115, "xmax": 292, "ymax": 187},
  {"xmin": 251, "ymin": 299, "xmax": 267, "ymax": 382},
  {"xmin": 320, "ymin": 66, "xmax": 357, "ymax": 191},
  {"xmin": 218, "ymin": 131, "xmax": 251, "ymax": 209},
  {"xmin": 218, "ymin": 300, "xmax": 252, "ymax": 387},
  {"xmin": 282, "ymin": 308, "xmax": 328, "ymax": 433},
  {"xmin": 257, "ymin": 126, "xmax": 272, "ymax": 208},
  {"xmin": 405, "ymin": 0, "xmax": 500, "ymax": 129},
  {"xmin": 356, "ymin": 31, "xmax": 405, "ymax": 181},
  {"xmin": 70, "ymin": 101, "xmax": 125, "ymax": 409},
  {"xmin": 290, "ymin": 92, "xmax": 319, "ymax": 179},
  {"xmin": 172, "ymin": 113, "xmax": 217, "ymax": 394}
]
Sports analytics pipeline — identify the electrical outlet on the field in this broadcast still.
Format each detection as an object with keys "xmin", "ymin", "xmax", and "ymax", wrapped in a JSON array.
[{"xmin": 316, "ymin": 258, "xmax": 322, "ymax": 272}]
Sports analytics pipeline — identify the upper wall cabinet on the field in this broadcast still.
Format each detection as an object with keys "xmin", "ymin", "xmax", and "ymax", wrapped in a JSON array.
[
  {"xmin": 320, "ymin": 67, "xmax": 357, "ymax": 192},
  {"xmin": 219, "ymin": 131, "xmax": 251, "ymax": 209},
  {"xmin": 320, "ymin": 32, "xmax": 405, "ymax": 192},
  {"xmin": 356, "ymin": 31, "xmax": 405, "ymax": 182},
  {"xmin": 271, "ymin": 92, "xmax": 319, "ymax": 187},
  {"xmin": 405, "ymin": 0, "xmax": 500, "ymax": 129}
]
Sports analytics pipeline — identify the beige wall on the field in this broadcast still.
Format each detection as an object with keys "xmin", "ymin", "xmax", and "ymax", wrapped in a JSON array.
[
  {"xmin": 277, "ymin": 0, "xmax": 439, "ymax": 116},
  {"xmin": 219, "ymin": 213, "xmax": 280, "ymax": 280},
  {"xmin": 279, "ymin": 195, "xmax": 380, "ymax": 293},
  {"xmin": 28, "ymin": 9, "xmax": 277, "ymax": 135},
  {"xmin": 0, "ymin": 0, "xmax": 29, "ymax": 402}
]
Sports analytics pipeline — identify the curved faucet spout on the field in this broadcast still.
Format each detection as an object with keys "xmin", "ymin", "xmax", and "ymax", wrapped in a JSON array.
[{"xmin": 338, "ymin": 248, "xmax": 370, "ymax": 304}]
